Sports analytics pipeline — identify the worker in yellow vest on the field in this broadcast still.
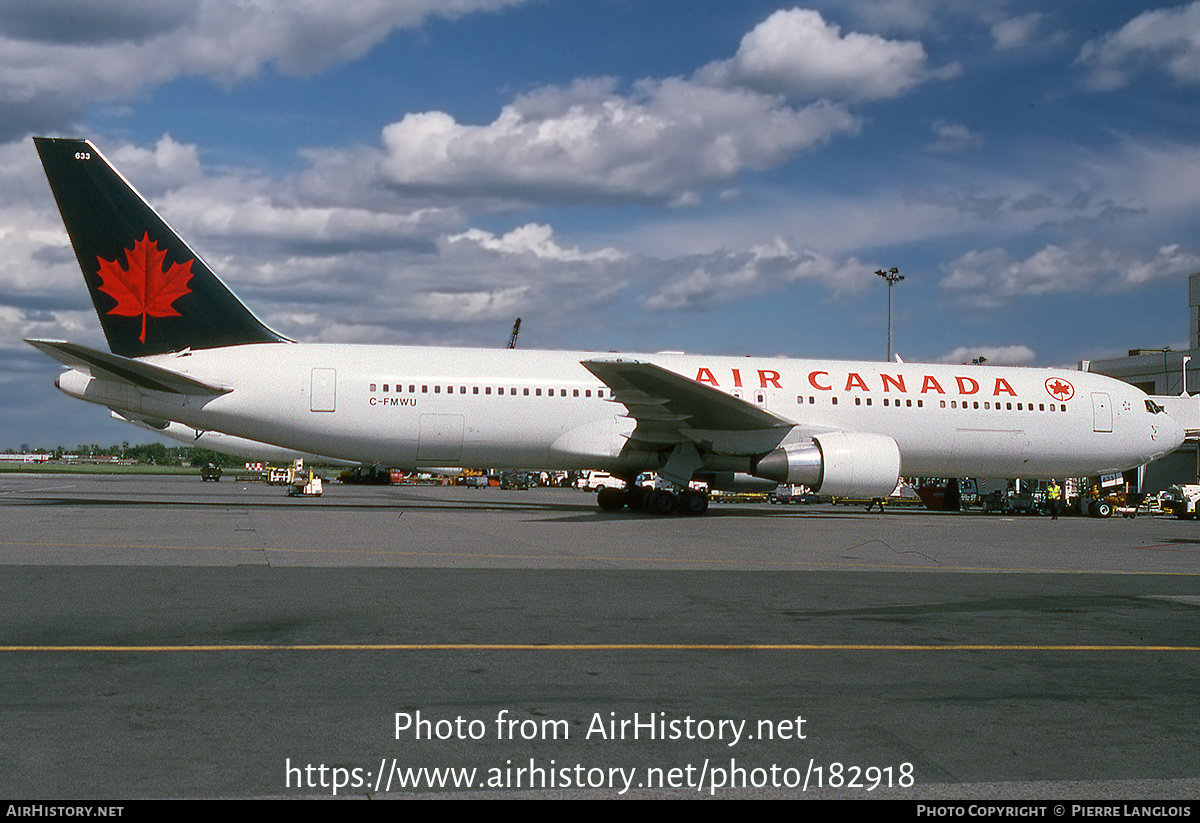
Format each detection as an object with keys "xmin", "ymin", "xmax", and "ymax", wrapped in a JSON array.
[{"xmin": 1047, "ymin": 480, "xmax": 1061, "ymax": 520}]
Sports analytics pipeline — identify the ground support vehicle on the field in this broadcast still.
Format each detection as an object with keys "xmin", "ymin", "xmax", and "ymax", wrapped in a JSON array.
[
  {"xmin": 577, "ymin": 471, "xmax": 625, "ymax": 491},
  {"xmin": 1164, "ymin": 485, "xmax": 1200, "ymax": 519},
  {"xmin": 287, "ymin": 469, "xmax": 323, "ymax": 497}
]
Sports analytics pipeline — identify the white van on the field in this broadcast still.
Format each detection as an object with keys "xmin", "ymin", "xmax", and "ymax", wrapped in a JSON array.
[{"xmin": 577, "ymin": 471, "xmax": 625, "ymax": 491}]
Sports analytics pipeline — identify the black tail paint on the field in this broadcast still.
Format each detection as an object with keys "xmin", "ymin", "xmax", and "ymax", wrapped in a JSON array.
[{"xmin": 34, "ymin": 137, "xmax": 288, "ymax": 358}]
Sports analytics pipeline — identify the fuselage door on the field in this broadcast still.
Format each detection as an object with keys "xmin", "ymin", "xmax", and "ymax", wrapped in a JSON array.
[
  {"xmin": 418, "ymin": 414, "xmax": 464, "ymax": 462},
  {"xmin": 311, "ymin": 368, "xmax": 336, "ymax": 412},
  {"xmin": 1091, "ymin": 392, "xmax": 1112, "ymax": 433}
]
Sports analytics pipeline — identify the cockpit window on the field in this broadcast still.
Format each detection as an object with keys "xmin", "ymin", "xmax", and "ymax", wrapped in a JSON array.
[{"xmin": 1145, "ymin": 399, "xmax": 1165, "ymax": 414}]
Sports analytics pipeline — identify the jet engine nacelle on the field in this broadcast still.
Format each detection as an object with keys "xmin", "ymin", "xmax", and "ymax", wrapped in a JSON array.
[
  {"xmin": 754, "ymin": 432, "xmax": 901, "ymax": 498},
  {"xmin": 701, "ymin": 472, "xmax": 779, "ymax": 493}
]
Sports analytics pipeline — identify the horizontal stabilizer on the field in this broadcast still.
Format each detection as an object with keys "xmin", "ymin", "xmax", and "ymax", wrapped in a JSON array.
[{"xmin": 25, "ymin": 339, "xmax": 231, "ymax": 396}]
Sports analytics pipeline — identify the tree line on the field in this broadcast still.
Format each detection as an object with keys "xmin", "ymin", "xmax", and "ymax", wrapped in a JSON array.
[{"xmin": 3, "ymin": 443, "xmax": 245, "ymax": 467}]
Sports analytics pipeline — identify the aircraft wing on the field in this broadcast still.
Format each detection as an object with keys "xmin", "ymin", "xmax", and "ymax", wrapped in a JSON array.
[
  {"xmin": 25, "ymin": 339, "xmax": 231, "ymax": 396},
  {"xmin": 582, "ymin": 358, "xmax": 794, "ymax": 455}
]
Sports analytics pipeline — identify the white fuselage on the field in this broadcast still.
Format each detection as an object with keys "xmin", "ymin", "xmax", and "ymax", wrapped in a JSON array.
[{"xmin": 56, "ymin": 343, "xmax": 1184, "ymax": 480}]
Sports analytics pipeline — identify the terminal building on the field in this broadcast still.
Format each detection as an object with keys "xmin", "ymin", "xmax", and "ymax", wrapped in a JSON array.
[{"xmin": 1086, "ymin": 272, "xmax": 1200, "ymax": 492}]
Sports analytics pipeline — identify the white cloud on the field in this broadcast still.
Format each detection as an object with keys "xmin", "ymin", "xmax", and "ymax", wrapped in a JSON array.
[
  {"xmin": 377, "ymin": 77, "xmax": 860, "ymax": 204},
  {"xmin": 1077, "ymin": 2, "xmax": 1200, "ymax": 90},
  {"xmin": 990, "ymin": 13, "xmax": 1046, "ymax": 51},
  {"xmin": 448, "ymin": 224, "xmax": 625, "ymax": 262},
  {"xmin": 0, "ymin": 307, "xmax": 100, "ymax": 354},
  {"xmin": 702, "ymin": 8, "xmax": 955, "ymax": 101},
  {"xmin": 641, "ymin": 238, "xmax": 874, "ymax": 312},
  {"xmin": 106, "ymin": 135, "xmax": 204, "ymax": 194},
  {"xmin": 941, "ymin": 242, "xmax": 1200, "ymax": 308},
  {"xmin": 164, "ymin": 186, "xmax": 454, "ymax": 250},
  {"xmin": 928, "ymin": 120, "xmax": 982, "ymax": 154},
  {"xmin": 936, "ymin": 345, "xmax": 1037, "ymax": 366}
]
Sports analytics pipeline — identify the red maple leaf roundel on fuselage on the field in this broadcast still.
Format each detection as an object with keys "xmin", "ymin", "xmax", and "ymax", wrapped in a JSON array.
[
  {"xmin": 96, "ymin": 232, "xmax": 194, "ymax": 343},
  {"xmin": 1045, "ymin": 377, "xmax": 1075, "ymax": 402}
]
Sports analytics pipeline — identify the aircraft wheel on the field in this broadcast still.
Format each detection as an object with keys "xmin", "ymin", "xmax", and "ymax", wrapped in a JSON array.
[
  {"xmin": 647, "ymin": 489, "xmax": 677, "ymax": 515},
  {"xmin": 597, "ymin": 487, "xmax": 626, "ymax": 511},
  {"xmin": 679, "ymin": 491, "xmax": 709, "ymax": 516}
]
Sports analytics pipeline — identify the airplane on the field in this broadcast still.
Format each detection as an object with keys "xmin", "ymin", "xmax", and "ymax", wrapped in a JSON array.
[{"xmin": 26, "ymin": 137, "xmax": 1186, "ymax": 516}]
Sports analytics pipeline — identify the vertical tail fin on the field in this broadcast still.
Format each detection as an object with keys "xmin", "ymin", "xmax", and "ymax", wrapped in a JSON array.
[{"xmin": 33, "ymin": 137, "xmax": 288, "ymax": 357}]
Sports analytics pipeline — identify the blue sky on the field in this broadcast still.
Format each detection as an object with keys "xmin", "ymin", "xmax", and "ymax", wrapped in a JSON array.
[{"xmin": 2, "ymin": 0, "xmax": 1200, "ymax": 448}]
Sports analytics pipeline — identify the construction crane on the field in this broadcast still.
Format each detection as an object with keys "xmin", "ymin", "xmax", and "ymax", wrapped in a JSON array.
[{"xmin": 507, "ymin": 317, "xmax": 521, "ymax": 349}]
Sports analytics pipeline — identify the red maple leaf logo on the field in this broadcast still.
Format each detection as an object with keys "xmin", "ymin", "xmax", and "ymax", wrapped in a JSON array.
[
  {"xmin": 1045, "ymin": 377, "xmax": 1075, "ymax": 401},
  {"xmin": 96, "ymin": 233, "xmax": 193, "ymax": 343}
]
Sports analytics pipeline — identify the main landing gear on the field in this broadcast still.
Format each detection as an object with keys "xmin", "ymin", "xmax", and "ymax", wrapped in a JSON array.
[{"xmin": 596, "ymin": 485, "xmax": 709, "ymax": 516}]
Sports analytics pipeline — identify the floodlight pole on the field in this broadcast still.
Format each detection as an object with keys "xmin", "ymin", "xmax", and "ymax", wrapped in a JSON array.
[{"xmin": 876, "ymin": 267, "xmax": 904, "ymax": 361}]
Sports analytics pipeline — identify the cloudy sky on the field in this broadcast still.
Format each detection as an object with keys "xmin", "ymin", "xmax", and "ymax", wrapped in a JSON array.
[{"xmin": 3, "ymin": 0, "xmax": 1200, "ymax": 448}]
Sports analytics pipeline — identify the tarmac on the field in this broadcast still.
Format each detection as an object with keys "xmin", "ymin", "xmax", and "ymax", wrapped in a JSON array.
[{"xmin": 1, "ymin": 473, "xmax": 1197, "ymax": 799}]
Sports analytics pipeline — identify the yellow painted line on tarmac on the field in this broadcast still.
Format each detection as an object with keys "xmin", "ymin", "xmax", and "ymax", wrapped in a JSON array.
[{"xmin": 1, "ymin": 644, "xmax": 1198, "ymax": 652}]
